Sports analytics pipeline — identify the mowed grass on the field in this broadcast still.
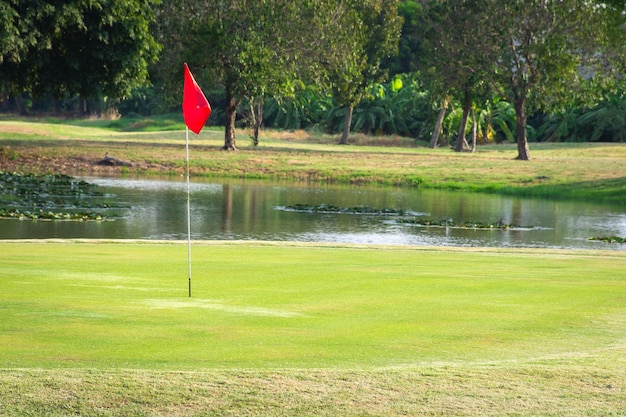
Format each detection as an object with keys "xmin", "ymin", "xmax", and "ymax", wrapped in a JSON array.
[
  {"xmin": 2, "ymin": 240, "xmax": 624, "ymax": 369},
  {"xmin": 1, "ymin": 241, "xmax": 626, "ymax": 415},
  {"xmin": 1, "ymin": 118, "xmax": 625, "ymax": 203}
]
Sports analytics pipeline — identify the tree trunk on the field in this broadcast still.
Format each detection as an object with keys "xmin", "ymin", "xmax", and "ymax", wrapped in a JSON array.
[
  {"xmin": 429, "ymin": 100, "xmax": 447, "ymax": 149},
  {"xmin": 223, "ymin": 89, "xmax": 238, "ymax": 151},
  {"xmin": 250, "ymin": 99, "xmax": 263, "ymax": 146},
  {"xmin": 15, "ymin": 96, "xmax": 27, "ymax": 115},
  {"xmin": 513, "ymin": 97, "xmax": 530, "ymax": 160},
  {"xmin": 1, "ymin": 91, "xmax": 8, "ymax": 112},
  {"xmin": 81, "ymin": 97, "xmax": 88, "ymax": 115},
  {"xmin": 470, "ymin": 107, "xmax": 477, "ymax": 153},
  {"xmin": 454, "ymin": 102, "xmax": 471, "ymax": 152},
  {"xmin": 338, "ymin": 106, "xmax": 353, "ymax": 145}
]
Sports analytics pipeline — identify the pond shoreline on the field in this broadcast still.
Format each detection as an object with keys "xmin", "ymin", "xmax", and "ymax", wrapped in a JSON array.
[
  {"xmin": 2, "ymin": 175, "xmax": 623, "ymax": 250},
  {"xmin": 2, "ymin": 150, "xmax": 625, "ymax": 206},
  {"xmin": 1, "ymin": 119, "xmax": 625, "ymax": 205}
]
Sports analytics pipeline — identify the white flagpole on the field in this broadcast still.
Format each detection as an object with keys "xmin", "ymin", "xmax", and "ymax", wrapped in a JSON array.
[{"xmin": 186, "ymin": 126, "xmax": 192, "ymax": 297}]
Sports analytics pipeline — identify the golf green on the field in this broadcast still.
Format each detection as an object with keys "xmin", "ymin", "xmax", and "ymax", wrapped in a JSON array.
[{"xmin": 1, "ymin": 240, "xmax": 624, "ymax": 370}]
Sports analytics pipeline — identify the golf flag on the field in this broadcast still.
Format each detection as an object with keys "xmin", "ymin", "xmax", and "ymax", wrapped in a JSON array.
[{"xmin": 182, "ymin": 63, "xmax": 211, "ymax": 134}]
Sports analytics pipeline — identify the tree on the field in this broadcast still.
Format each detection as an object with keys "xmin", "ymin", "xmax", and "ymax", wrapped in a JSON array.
[
  {"xmin": 156, "ymin": 0, "xmax": 347, "ymax": 150},
  {"xmin": 383, "ymin": 0, "xmax": 423, "ymax": 76},
  {"xmin": 414, "ymin": 0, "xmax": 498, "ymax": 152},
  {"xmin": 489, "ymin": 0, "xmax": 626, "ymax": 160},
  {"xmin": 0, "ymin": 0, "xmax": 159, "ymax": 114},
  {"xmin": 0, "ymin": 1, "xmax": 26, "ymax": 66},
  {"xmin": 428, "ymin": 97, "xmax": 449, "ymax": 148},
  {"xmin": 411, "ymin": 0, "xmax": 625, "ymax": 158},
  {"xmin": 0, "ymin": 0, "xmax": 70, "ymax": 111},
  {"xmin": 328, "ymin": 0, "xmax": 403, "ymax": 145}
]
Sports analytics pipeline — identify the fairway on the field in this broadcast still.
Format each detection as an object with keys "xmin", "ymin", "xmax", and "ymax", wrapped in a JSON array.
[{"xmin": 1, "ymin": 240, "xmax": 626, "ymax": 415}]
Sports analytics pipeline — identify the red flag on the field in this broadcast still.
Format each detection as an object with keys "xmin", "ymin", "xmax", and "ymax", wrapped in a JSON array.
[{"xmin": 182, "ymin": 63, "xmax": 211, "ymax": 134}]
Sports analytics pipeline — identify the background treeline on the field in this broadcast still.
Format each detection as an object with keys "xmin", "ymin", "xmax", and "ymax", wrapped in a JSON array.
[{"xmin": 1, "ymin": 0, "xmax": 625, "ymax": 149}]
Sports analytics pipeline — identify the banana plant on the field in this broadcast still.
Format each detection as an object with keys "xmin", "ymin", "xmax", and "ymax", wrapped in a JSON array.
[
  {"xmin": 489, "ymin": 99, "xmax": 516, "ymax": 143},
  {"xmin": 536, "ymin": 106, "xmax": 584, "ymax": 142},
  {"xmin": 577, "ymin": 93, "xmax": 626, "ymax": 142}
]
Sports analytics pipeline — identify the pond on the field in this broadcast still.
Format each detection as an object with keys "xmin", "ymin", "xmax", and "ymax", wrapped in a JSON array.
[{"xmin": 1, "ymin": 176, "xmax": 625, "ymax": 251}]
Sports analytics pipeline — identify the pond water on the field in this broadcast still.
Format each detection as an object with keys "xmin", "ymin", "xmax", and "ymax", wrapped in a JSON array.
[{"xmin": 1, "ymin": 176, "xmax": 625, "ymax": 251}]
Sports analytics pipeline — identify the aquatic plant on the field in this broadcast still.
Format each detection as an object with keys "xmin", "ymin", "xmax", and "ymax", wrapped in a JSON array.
[
  {"xmin": 397, "ymin": 217, "xmax": 523, "ymax": 230},
  {"xmin": 281, "ymin": 203, "xmax": 529, "ymax": 230},
  {"xmin": 589, "ymin": 236, "xmax": 626, "ymax": 244},
  {"xmin": 282, "ymin": 203, "xmax": 407, "ymax": 215},
  {"xmin": 0, "ymin": 171, "xmax": 125, "ymax": 221}
]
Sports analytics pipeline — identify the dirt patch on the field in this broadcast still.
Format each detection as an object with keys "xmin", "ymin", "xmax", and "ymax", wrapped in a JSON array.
[{"xmin": 0, "ymin": 152, "xmax": 178, "ymax": 176}]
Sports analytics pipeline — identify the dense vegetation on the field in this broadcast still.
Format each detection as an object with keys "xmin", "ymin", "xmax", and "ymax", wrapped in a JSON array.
[{"xmin": 1, "ymin": 1, "xmax": 625, "ymax": 157}]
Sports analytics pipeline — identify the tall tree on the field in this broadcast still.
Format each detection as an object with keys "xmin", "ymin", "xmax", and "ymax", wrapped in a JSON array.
[
  {"xmin": 0, "ymin": 0, "xmax": 73, "ymax": 110},
  {"xmin": 413, "ymin": 0, "xmax": 626, "ymax": 158},
  {"xmin": 414, "ymin": 0, "xmax": 497, "ymax": 151},
  {"xmin": 0, "ymin": 0, "xmax": 159, "ymax": 113},
  {"xmin": 489, "ymin": 0, "xmax": 626, "ymax": 160},
  {"xmin": 328, "ymin": 0, "xmax": 403, "ymax": 145},
  {"xmin": 157, "ymin": 0, "xmax": 345, "ymax": 150}
]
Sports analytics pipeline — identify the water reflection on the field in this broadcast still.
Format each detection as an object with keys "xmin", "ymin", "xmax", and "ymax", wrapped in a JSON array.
[{"xmin": 1, "ymin": 176, "xmax": 624, "ymax": 251}]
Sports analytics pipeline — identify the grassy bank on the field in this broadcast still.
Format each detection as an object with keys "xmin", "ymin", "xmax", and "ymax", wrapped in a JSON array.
[
  {"xmin": 1, "ymin": 240, "xmax": 625, "ymax": 415},
  {"xmin": 0, "ymin": 117, "xmax": 625, "ymax": 204}
]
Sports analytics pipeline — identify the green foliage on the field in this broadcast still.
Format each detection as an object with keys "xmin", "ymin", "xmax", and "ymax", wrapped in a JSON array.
[
  {"xmin": 536, "ymin": 106, "xmax": 585, "ymax": 142},
  {"xmin": 0, "ymin": 0, "xmax": 25, "ymax": 65},
  {"xmin": 577, "ymin": 94, "xmax": 626, "ymax": 142},
  {"xmin": 535, "ymin": 93, "xmax": 626, "ymax": 142},
  {"xmin": 488, "ymin": 100, "xmax": 517, "ymax": 143},
  {"xmin": 493, "ymin": 0, "xmax": 625, "ymax": 156},
  {"xmin": 324, "ymin": 0, "xmax": 403, "ymax": 143},
  {"xmin": 329, "ymin": 0, "xmax": 403, "ymax": 108},
  {"xmin": 116, "ymin": 86, "xmax": 174, "ymax": 117},
  {"xmin": 407, "ymin": 0, "xmax": 626, "ymax": 157},
  {"xmin": 383, "ymin": 0, "xmax": 423, "ymax": 75},
  {"xmin": 262, "ymin": 74, "xmax": 432, "ymax": 140},
  {"xmin": 0, "ymin": 0, "xmax": 160, "ymax": 103},
  {"xmin": 439, "ymin": 98, "xmax": 517, "ymax": 145},
  {"xmin": 155, "ymin": 0, "xmax": 369, "ymax": 148},
  {"xmin": 261, "ymin": 86, "xmax": 332, "ymax": 131}
]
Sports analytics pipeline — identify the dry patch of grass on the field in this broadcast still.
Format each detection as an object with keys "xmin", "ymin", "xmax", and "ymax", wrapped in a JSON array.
[{"xmin": 2, "ymin": 363, "xmax": 625, "ymax": 416}]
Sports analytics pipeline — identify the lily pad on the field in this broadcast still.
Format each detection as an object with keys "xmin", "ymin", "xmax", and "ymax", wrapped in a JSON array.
[{"xmin": 0, "ymin": 171, "xmax": 125, "ymax": 221}]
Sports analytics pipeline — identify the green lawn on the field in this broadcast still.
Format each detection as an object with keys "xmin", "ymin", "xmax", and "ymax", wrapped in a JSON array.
[
  {"xmin": 2, "ymin": 241, "xmax": 624, "ymax": 370},
  {"xmin": 1, "ymin": 240, "xmax": 625, "ymax": 415}
]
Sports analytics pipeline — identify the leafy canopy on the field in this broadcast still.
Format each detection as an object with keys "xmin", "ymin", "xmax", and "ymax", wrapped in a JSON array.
[{"xmin": 0, "ymin": 0, "xmax": 160, "ymax": 102}]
